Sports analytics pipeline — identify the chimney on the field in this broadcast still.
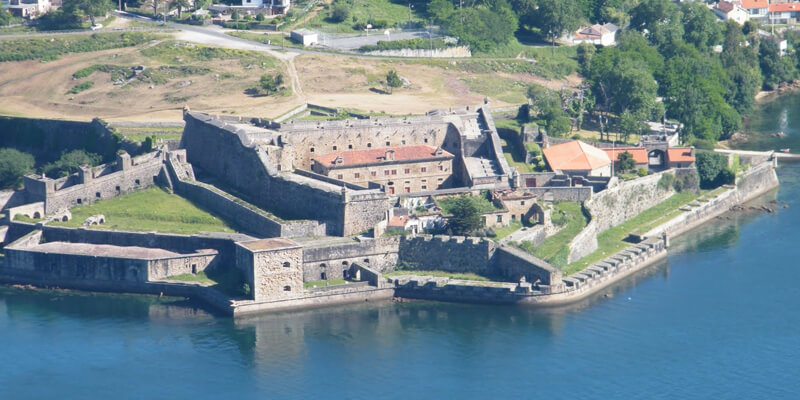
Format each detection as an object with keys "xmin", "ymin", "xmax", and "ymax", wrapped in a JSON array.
[{"xmin": 385, "ymin": 149, "xmax": 395, "ymax": 161}]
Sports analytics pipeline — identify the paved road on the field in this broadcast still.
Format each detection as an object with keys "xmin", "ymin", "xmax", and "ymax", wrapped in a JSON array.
[{"xmin": 318, "ymin": 29, "xmax": 440, "ymax": 51}]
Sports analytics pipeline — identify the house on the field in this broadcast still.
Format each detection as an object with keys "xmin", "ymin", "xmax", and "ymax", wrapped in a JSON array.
[
  {"xmin": 769, "ymin": 2, "xmax": 800, "ymax": 24},
  {"xmin": 7, "ymin": 0, "xmax": 50, "ymax": 19},
  {"xmin": 290, "ymin": 29, "xmax": 319, "ymax": 46},
  {"xmin": 603, "ymin": 147, "xmax": 649, "ymax": 171},
  {"xmin": 311, "ymin": 145, "xmax": 455, "ymax": 194},
  {"xmin": 714, "ymin": 0, "xmax": 749, "ymax": 24},
  {"xmin": 542, "ymin": 140, "xmax": 612, "ymax": 177},
  {"xmin": 239, "ymin": 0, "xmax": 290, "ymax": 13},
  {"xmin": 569, "ymin": 23, "xmax": 619, "ymax": 46},
  {"xmin": 666, "ymin": 148, "xmax": 696, "ymax": 169},
  {"xmin": 740, "ymin": 0, "xmax": 769, "ymax": 22}
]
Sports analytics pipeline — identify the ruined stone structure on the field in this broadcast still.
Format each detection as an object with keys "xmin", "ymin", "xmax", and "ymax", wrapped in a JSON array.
[{"xmin": 24, "ymin": 151, "xmax": 165, "ymax": 214}]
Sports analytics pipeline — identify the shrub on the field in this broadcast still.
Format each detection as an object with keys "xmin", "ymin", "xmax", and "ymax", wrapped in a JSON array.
[
  {"xmin": 637, "ymin": 167, "xmax": 648, "ymax": 177},
  {"xmin": 67, "ymin": 81, "xmax": 94, "ymax": 94},
  {"xmin": 0, "ymin": 148, "xmax": 35, "ymax": 189},
  {"xmin": 330, "ymin": 3, "xmax": 350, "ymax": 22},
  {"xmin": 657, "ymin": 173, "xmax": 675, "ymax": 190}
]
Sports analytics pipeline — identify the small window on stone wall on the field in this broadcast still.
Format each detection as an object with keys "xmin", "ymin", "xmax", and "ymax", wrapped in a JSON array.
[
  {"xmin": 95, "ymin": 192, "xmax": 101, "ymax": 198},
  {"xmin": 135, "ymin": 179, "xmax": 141, "ymax": 186},
  {"xmin": 321, "ymin": 272, "xmax": 327, "ymax": 280},
  {"xmin": 386, "ymin": 141, "xmax": 390, "ymax": 146},
  {"xmin": 191, "ymin": 264, "xmax": 197, "ymax": 274},
  {"xmin": 424, "ymin": 138, "xmax": 428, "ymax": 143},
  {"xmin": 283, "ymin": 262, "xmax": 291, "ymax": 268},
  {"xmin": 342, "ymin": 261, "xmax": 349, "ymax": 266},
  {"xmin": 283, "ymin": 286, "xmax": 291, "ymax": 291},
  {"xmin": 367, "ymin": 143, "xmax": 372, "ymax": 148},
  {"xmin": 115, "ymin": 186, "xmax": 121, "ymax": 191},
  {"xmin": 310, "ymin": 147, "xmax": 315, "ymax": 153},
  {"xmin": 363, "ymin": 258, "xmax": 370, "ymax": 263},
  {"xmin": 76, "ymin": 198, "xmax": 82, "ymax": 204},
  {"xmin": 348, "ymin": 144, "xmax": 353, "ymax": 149},
  {"xmin": 333, "ymin": 145, "xmax": 337, "ymax": 151}
]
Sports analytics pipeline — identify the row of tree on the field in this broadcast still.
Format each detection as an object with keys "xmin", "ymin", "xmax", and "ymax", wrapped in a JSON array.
[{"xmin": 0, "ymin": 148, "xmax": 103, "ymax": 190}]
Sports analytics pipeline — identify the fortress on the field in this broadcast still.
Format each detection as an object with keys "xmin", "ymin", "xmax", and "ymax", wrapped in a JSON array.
[{"xmin": 0, "ymin": 104, "xmax": 782, "ymax": 315}]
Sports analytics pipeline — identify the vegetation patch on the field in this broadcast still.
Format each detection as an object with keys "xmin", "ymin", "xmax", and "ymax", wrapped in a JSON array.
[
  {"xmin": 167, "ymin": 269, "xmax": 251, "ymax": 298},
  {"xmin": 0, "ymin": 32, "xmax": 160, "ymax": 62},
  {"xmin": 303, "ymin": 279, "xmax": 349, "ymax": 289},
  {"xmin": 67, "ymin": 81, "xmax": 94, "ymax": 94},
  {"xmin": 564, "ymin": 192, "xmax": 700, "ymax": 275},
  {"xmin": 141, "ymin": 41, "xmax": 278, "ymax": 69},
  {"xmin": 385, "ymin": 269, "xmax": 492, "ymax": 282},
  {"xmin": 492, "ymin": 220, "xmax": 523, "ymax": 241},
  {"xmin": 437, "ymin": 193, "xmax": 499, "ymax": 216},
  {"xmin": 359, "ymin": 37, "xmax": 452, "ymax": 52},
  {"xmin": 50, "ymin": 187, "xmax": 236, "ymax": 234},
  {"xmin": 515, "ymin": 202, "xmax": 587, "ymax": 268}
]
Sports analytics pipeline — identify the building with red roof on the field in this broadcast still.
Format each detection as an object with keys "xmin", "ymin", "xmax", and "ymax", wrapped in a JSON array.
[
  {"xmin": 311, "ymin": 145, "xmax": 454, "ymax": 194},
  {"xmin": 603, "ymin": 147, "xmax": 649, "ymax": 171},
  {"xmin": 542, "ymin": 140, "xmax": 612, "ymax": 177}
]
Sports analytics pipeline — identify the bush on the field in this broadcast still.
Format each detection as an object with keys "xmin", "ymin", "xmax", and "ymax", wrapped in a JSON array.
[
  {"xmin": 696, "ymin": 152, "xmax": 734, "ymax": 189},
  {"xmin": 0, "ymin": 148, "xmax": 35, "ymax": 189},
  {"xmin": 43, "ymin": 150, "xmax": 102, "ymax": 178},
  {"xmin": 330, "ymin": 3, "xmax": 350, "ymax": 22},
  {"xmin": 67, "ymin": 81, "xmax": 94, "ymax": 94},
  {"xmin": 658, "ymin": 173, "xmax": 675, "ymax": 190},
  {"xmin": 0, "ymin": 32, "xmax": 158, "ymax": 62}
]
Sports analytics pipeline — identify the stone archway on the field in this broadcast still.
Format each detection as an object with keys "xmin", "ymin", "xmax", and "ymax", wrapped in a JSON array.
[{"xmin": 648, "ymin": 149, "xmax": 666, "ymax": 168}]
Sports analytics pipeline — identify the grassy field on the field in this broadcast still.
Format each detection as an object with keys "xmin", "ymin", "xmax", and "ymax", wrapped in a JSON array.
[
  {"xmin": 0, "ymin": 32, "xmax": 161, "ymax": 62},
  {"xmin": 516, "ymin": 202, "xmax": 587, "ymax": 268},
  {"xmin": 227, "ymin": 31, "xmax": 303, "ymax": 50},
  {"xmin": 112, "ymin": 125, "xmax": 184, "ymax": 144},
  {"xmin": 302, "ymin": 0, "xmax": 429, "ymax": 33},
  {"xmin": 564, "ymin": 192, "xmax": 700, "ymax": 275},
  {"xmin": 493, "ymin": 220, "xmax": 523, "ymax": 241},
  {"xmin": 303, "ymin": 278, "xmax": 348, "ymax": 289},
  {"xmin": 166, "ymin": 269, "xmax": 250, "ymax": 297},
  {"xmin": 50, "ymin": 187, "xmax": 236, "ymax": 234}
]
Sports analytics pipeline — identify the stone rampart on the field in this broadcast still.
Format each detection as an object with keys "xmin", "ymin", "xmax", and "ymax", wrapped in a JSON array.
[
  {"xmin": 302, "ymin": 237, "xmax": 400, "ymax": 281},
  {"xmin": 521, "ymin": 186, "xmax": 592, "ymax": 202},
  {"xmin": 398, "ymin": 235, "xmax": 495, "ymax": 274},
  {"xmin": 568, "ymin": 171, "xmax": 677, "ymax": 263},
  {"xmin": 492, "ymin": 245, "xmax": 562, "ymax": 287}
]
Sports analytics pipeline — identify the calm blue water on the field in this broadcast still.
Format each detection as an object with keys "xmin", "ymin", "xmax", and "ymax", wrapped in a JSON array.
[{"xmin": 2, "ymin": 101, "xmax": 800, "ymax": 398}]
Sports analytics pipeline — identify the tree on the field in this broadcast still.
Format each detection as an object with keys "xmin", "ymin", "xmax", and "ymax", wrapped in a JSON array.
[
  {"xmin": 330, "ymin": 3, "xmax": 350, "ymax": 23},
  {"xmin": 249, "ymin": 73, "xmax": 284, "ymax": 96},
  {"xmin": 445, "ymin": 1, "xmax": 518, "ymax": 52},
  {"xmin": 447, "ymin": 196, "xmax": 482, "ymax": 235},
  {"xmin": 386, "ymin": 69, "xmax": 403, "ymax": 93},
  {"xmin": 576, "ymin": 42, "xmax": 596, "ymax": 74},
  {"xmin": 427, "ymin": 0, "xmax": 455, "ymax": 23},
  {"xmin": 588, "ymin": 47, "xmax": 659, "ymax": 118},
  {"xmin": 759, "ymin": 38, "xmax": 795, "ymax": 90},
  {"xmin": 617, "ymin": 151, "xmax": 636, "ymax": 172},
  {"xmin": 629, "ymin": 0, "xmax": 683, "ymax": 51},
  {"xmin": 43, "ymin": 150, "xmax": 102, "ymax": 179},
  {"xmin": 617, "ymin": 109, "xmax": 645, "ymax": 142},
  {"xmin": 681, "ymin": 2, "xmax": 722, "ymax": 53},
  {"xmin": 174, "ymin": 0, "xmax": 191, "ymax": 18},
  {"xmin": 534, "ymin": 0, "xmax": 581, "ymax": 53},
  {"xmin": 63, "ymin": 0, "xmax": 114, "ymax": 26},
  {"xmin": 0, "ymin": 148, "xmax": 35, "ymax": 189},
  {"xmin": 695, "ymin": 152, "xmax": 733, "ymax": 189},
  {"xmin": 0, "ymin": 9, "xmax": 13, "ymax": 27}
]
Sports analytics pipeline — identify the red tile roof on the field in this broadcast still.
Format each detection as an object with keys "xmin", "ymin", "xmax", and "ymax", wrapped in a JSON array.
[
  {"xmin": 769, "ymin": 2, "xmax": 800, "ymax": 12},
  {"xmin": 388, "ymin": 215, "xmax": 411, "ymax": 228},
  {"xmin": 542, "ymin": 140, "xmax": 611, "ymax": 172},
  {"xmin": 741, "ymin": 0, "xmax": 768, "ymax": 9},
  {"xmin": 667, "ymin": 148, "xmax": 695, "ymax": 163},
  {"xmin": 313, "ymin": 145, "xmax": 453, "ymax": 168},
  {"xmin": 603, "ymin": 147, "xmax": 648, "ymax": 164}
]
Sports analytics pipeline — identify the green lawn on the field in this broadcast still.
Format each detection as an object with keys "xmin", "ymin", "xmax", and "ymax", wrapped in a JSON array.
[
  {"xmin": 493, "ymin": 220, "xmax": 523, "ymax": 241},
  {"xmin": 113, "ymin": 125, "xmax": 184, "ymax": 144},
  {"xmin": 385, "ymin": 269, "xmax": 493, "ymax": 282},
  {"xmin": 50, "ymin": 187, "xmax": 236, "ymax": 234},
  {"xmin": 303, "ymin": 278, "xmax": 348, "ymax": 289},
  {"xmin": 564, "ymin": 191, "xmax": 700, "ymax": 275},
  {"xmin": 516, "ymin": 202, "xmax": 587, "ymax": 268}
]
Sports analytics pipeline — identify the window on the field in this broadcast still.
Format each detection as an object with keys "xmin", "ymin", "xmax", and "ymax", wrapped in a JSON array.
[
  {"xmin": 521, "ymin": 201, "xmax": 525, "ymax": 205},
  {"xmin": 421, "ymin": 185, "xmax": 427, "ymax": 190},
  {"xmin": 354, "ymin": 173, "xmax": 361, "ymax": 179},
  {"xmin": 310, "ymin": 147, "xmax": 315, "ymax": 153},
  {"xmin": 438, "ymin": 165, "xmax": 444, "ymax": 171},
  {"xmin": 424, "ymin": 138, "xmax": 428, "ymax": 143},
  {"xmin": 337, "ymin": 174, "xmax": 343, "ymax": 180},
  {"xmin": 76, "ymin": 198, "xmax": 82, "ymax": 204},
  {"xmin": 135, "ymin": 179, "xmax": 141, "ymax": 186},
  {"xmin": 342, "ymin": 261, "xmax": 349, "ymax": 266},
  {"xmin": 512, "ymin": 214, "xmax": 517, "ymax": 220},
  {"xmin": 384, "ymin": 170, "xmax": 390, "ymax": 176},
  {"xmin": 388, "ymin": 187, "xmax": 395, "ymax": 194},
  {"xmin": 437, "ymin": 178, "xmax": 443, "ymax": 181},
  {"xmin": 348, "ymin": 144, "xmax": 353, "ymax": 149},
  {"xmin": 363, "ymin": 258, "xmax": 370, "ymax": 263},
  {"xmin": 333, "ymin": 145, "xmax": 337, "ymax": 151},
  {"xmin": 371, "ymin": 171, "xmax": 377, "ymax": 177},
  {"xmin": 367, "ymin": 143, "xmax": 372, "ymax": 148},
  {"xmin": 401, "ymin": 140, "xmax": 406, "ymax": 145},
  {"xmin": 321, "ymin": 272, "xmax": 327, "ymax": 280},
  {"xmin": 391, "ymin": 170, "xmax": 397, "ymax": 175},
  {"xmin": 497, "ymin": 215, "xmax": 502, "ymax": 223},
  {"xmin": 95, "ymin": 192, "xmax": 101, "ymax": 198},
  {"xmin": 421, "ymin": 167, "xmax": 427, "ymax": 173},
  {"xmin": 115, "ymin": 186, "xmax": 120, "ymax": 191},
  {"xmin": 386, "ymin": 141, "xmax": 390, "ymax": 146},
  {"xmin": 283, "ymin": 262, "xmax": 291, "ymax": 268},
  {"xmin": 404, "ymin": 168, "xmax": 410, "ymax": 174},
  {"xmin": 283, "ymin": 286, "xmax": 291, "ymax": 291},
  {"xmin": 191, "ymin": 264, "xmax": 197, "ymax": 274},
  {"xmin": 404, "ymin": 187, "xmax": 410, "ymax": 193}
]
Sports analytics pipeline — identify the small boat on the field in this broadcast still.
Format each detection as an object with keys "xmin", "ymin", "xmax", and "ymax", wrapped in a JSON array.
[{"xmin": 780, "ymin": 148, "xmax": 791, "ymax": 153}]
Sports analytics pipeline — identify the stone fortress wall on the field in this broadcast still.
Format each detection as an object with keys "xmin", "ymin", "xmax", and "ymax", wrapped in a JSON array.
[
  {"xmin": 24, "ymin": 151, "xmax": 166, "ymax": 214},
  {"xmin": 182, "ymin": 111, "xmax": 392, "ymax": 236},
  {"xmin": 301, "ymin": 236, "xmax": 400, "ymax": 282}
]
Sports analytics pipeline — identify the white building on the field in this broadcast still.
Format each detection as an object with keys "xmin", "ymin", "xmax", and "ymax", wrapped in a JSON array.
[
  {"xmin": 568, "ymin": 23, "xmax": 619, "ymax": 47},
  {"xmin": 290, "ymin": 29, "xmax": 318, "ymax": 46},
  {"xmin": 714, "ymin": 0, "xmax": 749, "ymax": 24},
  {"xmin": 240, "ymin": 0, "xmax": 290, "ymax": 11}
]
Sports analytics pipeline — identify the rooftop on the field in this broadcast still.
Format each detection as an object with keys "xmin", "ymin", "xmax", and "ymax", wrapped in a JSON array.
[
  {"xmin": 26, "ymin": 242, "xmax": 215, "ymax": 260},
  {"xmin": 238, "ymin": 238, "xmax": 299, "ymax": 251},
  {"xmin": 603, "ymin": 147, "xmax": 649, "ymax": 164},
  {"xmin": 667, "ymin": 148, "xmax": 695, "ymax": 163},
  {"xmin": 543, "ymin": 140, "xmax": 611, "ymax": 172},
  {"xmin": 313, "ymin": 145, "xmax": 453, "ymax": 168}
]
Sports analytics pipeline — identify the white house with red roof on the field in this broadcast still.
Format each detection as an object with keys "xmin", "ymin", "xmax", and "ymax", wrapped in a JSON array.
[
  {"xmin": 714, "ymin": 0, "xmax": 749, "ymax": 24},
  {"xmin": 568, "ymin": 23, "xmax": 620, "ymax": 46}
]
